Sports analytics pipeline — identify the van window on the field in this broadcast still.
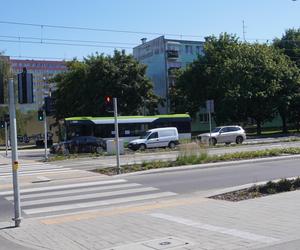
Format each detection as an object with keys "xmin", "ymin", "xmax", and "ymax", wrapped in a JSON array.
[
  {"xmin": 148, "ymin": 132, "xmax": 158, "ymax": 139},
  {"xmin": 160, "ymin": 130, "xmax": 174, "ymax": 137}
]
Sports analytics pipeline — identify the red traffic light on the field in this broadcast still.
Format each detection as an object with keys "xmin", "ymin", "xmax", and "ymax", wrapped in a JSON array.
[{"xmin": 105, "ymin": 96, "xmax": 112, "ymax": 103}]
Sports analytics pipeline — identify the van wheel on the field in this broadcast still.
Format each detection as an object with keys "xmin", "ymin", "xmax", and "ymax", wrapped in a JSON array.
[
  {"xmin": 236, "ymin": 136, "xmax": 243, "ymax": 144},
  {"xmin": 168, "ymin": 141, "xmax": 176, "ymax": 149},
  {"xmin": 139, "ymin": 144, "xmax": 146, "ymax": 150},
  {"xmin": 209, "ymin": 138, "xmax": 217, "ymax": 146},
  {"xmin": 96, "ymin": 146, "xmax": 103, "ymax": 154}
]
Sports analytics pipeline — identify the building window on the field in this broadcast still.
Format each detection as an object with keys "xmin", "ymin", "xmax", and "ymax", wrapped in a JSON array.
[
  {"xmin": 185, "ymin": 45, "xmax": 193, "ymax": 54},
  {"xmin": 196, "ymin": 46, "xmax": 202, "ymax": 55},
  {"xmin": 199, "ymin": 113, "xmax": 209, "ymax": 123}
]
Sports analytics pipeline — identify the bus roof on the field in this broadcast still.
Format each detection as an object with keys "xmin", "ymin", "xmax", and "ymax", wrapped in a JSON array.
[
  {"xmin": 65, "ymin": 114, "xmax": 190, "ymax": 125},
  {"xmin": 65, "ymin": 114, "xmax": 190, "ymax": 121}
]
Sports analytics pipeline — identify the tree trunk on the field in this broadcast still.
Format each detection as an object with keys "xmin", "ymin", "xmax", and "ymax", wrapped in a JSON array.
[
  {"xmin": 256, "ymin": 121, "xmax": 262, "ymax": 136},
  {"xmin": 280, "ymin": 113, "xmax": 288, "ymax": 134}
]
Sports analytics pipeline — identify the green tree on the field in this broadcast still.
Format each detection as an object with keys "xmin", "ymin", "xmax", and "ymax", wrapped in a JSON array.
[
  {"xmin": 53, "ymin": 50, "xmax": 160, "ymax": 120},
  {"xmin": 171, "ymin": 33, "xmax": 299, "ymax": 135},
  {"xmin": 273, "ymin": 28, "xmax": 300, "ymax": 67}
]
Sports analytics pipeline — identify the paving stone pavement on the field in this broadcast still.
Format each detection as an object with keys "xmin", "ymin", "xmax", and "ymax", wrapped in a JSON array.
[{"xmin": 0, "ymin": 190, "xmax": 299, "ymax": 250}]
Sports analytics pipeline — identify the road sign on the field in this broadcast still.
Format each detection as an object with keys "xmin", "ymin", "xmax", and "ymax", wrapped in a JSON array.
[{"xmin": 206, "ymin": 100, "xmax": 214, "ymax": 113}]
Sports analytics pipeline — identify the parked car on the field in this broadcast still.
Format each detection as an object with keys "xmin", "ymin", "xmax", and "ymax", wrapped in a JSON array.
[
  {"xmin": 197, "ymin": 126, "xmax": 246, "ymax": 145},
  {"xmin": 50, "ymin": 136, "xmax": 106, "ymax": 154},
  {"xmin": 128, "ymin": 127, "xmax": 179, "ymax": 151}
]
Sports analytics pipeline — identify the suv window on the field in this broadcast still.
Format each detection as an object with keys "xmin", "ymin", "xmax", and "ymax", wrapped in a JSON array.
[
  {"xmin": 228, "ymin": 127, "xmax": 240, "ymax": 132},
  {"xmin": 220, "ymin": 127, "xmax": 230, "ymax": 133},
  {"xmin": 148, "ymin": 132, "xmax": 158, "ymax": 139}
]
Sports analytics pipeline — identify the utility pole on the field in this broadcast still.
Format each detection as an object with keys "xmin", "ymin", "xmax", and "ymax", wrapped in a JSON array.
[
  {"xmin": 5, "ymin": 121, "xmax": 8, "ymax": 157},
  {"xmin": 113, "ymin": 98, "xmax": 121, "ymax": 174},
  {"xmin": 43, "ymin": 110, "xmax": 48, "ymax": 161},
  {"xmin": 8, "ymin": 78, "xmax": 21, "ymax": 227},
  {"xmin": 242, "ymin": 20, "xmax": 246, "ymax": 42}
]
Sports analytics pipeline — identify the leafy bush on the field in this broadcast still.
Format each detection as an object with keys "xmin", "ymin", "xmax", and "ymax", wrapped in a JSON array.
[
  {"xmin": 277, "ymin": 179, "xmax": 293, "ymax": 192},
  {"xmin": 292, "ymin": 177, "xmax": 300, "ymax": 188}
]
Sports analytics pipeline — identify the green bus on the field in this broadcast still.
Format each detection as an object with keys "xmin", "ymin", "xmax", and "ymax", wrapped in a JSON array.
[{"xmin": 64, "ymin": 114, "xmax": 191, "ymax": 142}]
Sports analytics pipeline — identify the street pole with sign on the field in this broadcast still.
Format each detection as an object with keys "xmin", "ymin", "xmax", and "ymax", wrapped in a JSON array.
[
  {"xmin": 206, "ymin": 100, "xmax": 214, "ymax": 146},
  {"xmin": 113, "ymin": 98, "xmax": 121, "ymax": 174},
  {"xmin": 44, "ymin": 110, "xmax": 48, "ymax": 161},
  {"xmin": 8, "ymin": 78, "xmax": 21, "ymax": 227},
  {"xmin": 5, "ymin": 121, "xmax": 8, "ymax": 157}
]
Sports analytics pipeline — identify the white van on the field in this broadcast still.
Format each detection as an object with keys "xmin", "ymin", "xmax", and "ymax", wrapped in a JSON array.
[{"xmin": 128, "ymin": 127, "xmax": 179, "ymax": 150}]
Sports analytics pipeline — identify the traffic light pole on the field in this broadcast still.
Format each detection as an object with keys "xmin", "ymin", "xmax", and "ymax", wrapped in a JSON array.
[
  {"xmin": 113, "ymin": 98, "xmax": 121, "ymax": 174},
  {"xmin": 8, "ymin": 78, "xmax": 21, "ymax": 227},
  {"xmin": 5, "ymin": 121, "xmax": 8, "ymax": 157},
  {"xmin": 43, "ymin": 110, "xmax": 48, "ymax": 161}
]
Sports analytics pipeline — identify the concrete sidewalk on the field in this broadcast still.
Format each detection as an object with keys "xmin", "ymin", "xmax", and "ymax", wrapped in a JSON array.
[{"xmin": 0, "ymin": 187, "xmax": 299, "ymax": 250}]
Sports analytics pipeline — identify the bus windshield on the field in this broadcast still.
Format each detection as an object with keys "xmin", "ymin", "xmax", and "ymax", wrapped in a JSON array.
[{"xmin": 140, "ymin": 131, "xmax": 151, "ymax": 139}]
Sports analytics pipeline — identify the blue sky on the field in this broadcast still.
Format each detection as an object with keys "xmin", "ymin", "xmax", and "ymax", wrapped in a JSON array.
[{"xmin": 0, "ymin": 0, "xmax": 299, "ymax": 60}]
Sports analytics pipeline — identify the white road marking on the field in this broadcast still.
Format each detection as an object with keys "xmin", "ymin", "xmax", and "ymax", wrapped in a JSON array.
[
  {"xmin": 23, "ymin": 192, "xmax": 177, "ymax": 214},
  {"xmin": 0, "ymin": 168, "xmax": 74, "ymax": 176},
  {"xmin": 150, "ymin": 213, "xmax": 280, "ymax": 243},
  {"xmin": 5, "ymin": 183, "xmax": 142, "ymax": 200},
  {"xmin": 21, "ymin": 187, "xmax": 158, "ymax": 206},
  {"xmin": 0, "ymin": 179, "xmax": 127, "ymax": 195}
]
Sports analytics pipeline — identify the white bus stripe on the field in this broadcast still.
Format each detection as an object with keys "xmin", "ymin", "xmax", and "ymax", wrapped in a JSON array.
[
  {"xmin": 5, "ymin": 183, "xmax": 142, "ymax": 200},
  {"xmin": 0, "ymin": 179, "xmax": 127, "ymax": 195},
  {"xmin": 23, "ymin": 192, "xmax": 177, "ymax": 214},
  {"xmin": 21, "ymin": 187, "xmax": 158, "ymax": 206}
]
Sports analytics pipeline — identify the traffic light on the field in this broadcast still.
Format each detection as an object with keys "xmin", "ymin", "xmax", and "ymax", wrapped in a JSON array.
[
  {"xmin": 104, "ymin": 96, "xmax": 113, "ymax": 112},
  {"xmin": 44, "ymin": 96, "xmax": 55, "ymax": 116},
  {"xmin": 0, "ymin": 73, "xmax": 4, "ymax": 104},
  {"xmin": 0, "ymin": 120, "xmax": 4, "ymax": 129},
  {"xmin": 18, "ymin": 67, "xmax": 34, "ymax": 104},
  {"xmin": 4, "ymin": 114, "xmax": 9, "ymax": 123},
  {"xmin": 38, "ymin": 110, "xmax": 44, "ymax": 121}
]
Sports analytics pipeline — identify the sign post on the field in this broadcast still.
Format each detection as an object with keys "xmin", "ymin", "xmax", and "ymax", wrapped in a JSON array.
[
  {"xmin": 206, "ymin": 100, "xmax": 214, "ymax": 146},
  {"xmin": 8, "ymin": 78, "xmax": 21, "ymax": 227},
  {"xmin": 113, "ymin": 98, "xmax": 121, "ymax": 174},
  {"xmin": 5, "ymin": 121, "xmax": 8, "ymax": 157},
  {"xmin": 44, "ymin": 110, "xmax": 48, "ymax": 161}
]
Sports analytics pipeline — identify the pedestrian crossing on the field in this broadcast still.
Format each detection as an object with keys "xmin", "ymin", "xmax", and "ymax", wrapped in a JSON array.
[
  {"xmin": 0, "ymin": 179, "xmax": 177, "ymax": 216},
  {"xmin": 0, "ymin": 161, "xmax": 81, "ymax": 178}
]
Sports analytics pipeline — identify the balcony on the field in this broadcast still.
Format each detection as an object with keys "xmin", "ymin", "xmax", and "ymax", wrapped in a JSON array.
[
  {"xmin": 168, "ymin": 67, "xmax": 180, "ymax": 77},
  {"xmin": 166, "ymin": 50, "xmax": 179, "ymax": 60}
]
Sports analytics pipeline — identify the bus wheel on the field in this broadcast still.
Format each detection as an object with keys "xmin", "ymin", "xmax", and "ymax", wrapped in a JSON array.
[
  {"xmin": 139, "ymin": 144, "xmax": 146, "ymax": 150},
  {"xmin": 168, "ymin": 141, "xmax": 176, "ymax": 149}
]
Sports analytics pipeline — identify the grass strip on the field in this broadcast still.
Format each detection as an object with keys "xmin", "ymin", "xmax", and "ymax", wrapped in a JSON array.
[{"xmin": 93, "ymin": 147, "xmax": 300, "ymax": 175}]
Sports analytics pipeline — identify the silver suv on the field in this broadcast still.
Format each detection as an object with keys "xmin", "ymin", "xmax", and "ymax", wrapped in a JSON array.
[{"xmin": 197, "ymin": 126, "xmax": 246, "ymax": 145}]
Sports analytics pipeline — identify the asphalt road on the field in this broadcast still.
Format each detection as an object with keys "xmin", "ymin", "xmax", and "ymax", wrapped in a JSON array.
[
  {"xmin": 0, "ymin": 156, "xmax": 299, "ymax": 222},
  {"xmin": 124, "ymin": 157, "xmax": 300, "ymax": 194}
]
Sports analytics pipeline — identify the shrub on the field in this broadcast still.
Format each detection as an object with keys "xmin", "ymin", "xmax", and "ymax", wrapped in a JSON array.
[
  {"xmin": 259, "ymin": 181, "xmax": 278, "ymax": 194},
  {"xmin": 276, "ymin": 179, "xmax": 293, "ymax": 192},
  {"xmin": 292, "ymin": 177, "xmax": 300, "ymax": 188}
]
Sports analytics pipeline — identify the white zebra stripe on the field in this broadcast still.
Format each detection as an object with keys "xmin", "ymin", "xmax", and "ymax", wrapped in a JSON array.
[{"xmin": 23, "ymin": 192, "xmax": 177, "ymax": 215}]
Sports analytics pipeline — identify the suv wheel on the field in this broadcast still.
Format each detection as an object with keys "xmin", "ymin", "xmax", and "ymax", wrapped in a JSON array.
[
  {"xmin": 209, "ymin": 138, "xmax": 217, "ymax": 146},
  {"xmin": 236, "ymin": 136, "xmax": 244, "ymax": 144},
  {"xmin": 139, "ymin": 144, "xmax": 146, "ymax": 150}
]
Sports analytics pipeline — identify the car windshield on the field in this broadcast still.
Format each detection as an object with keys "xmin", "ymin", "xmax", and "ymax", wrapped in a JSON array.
[
  {"xmin": 212, "ymin": 127, "xmax": 222, "ymax": 133},
  {"xmin": 140, "ymin": 131, "xmax": 151, "ymax": 139}
]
